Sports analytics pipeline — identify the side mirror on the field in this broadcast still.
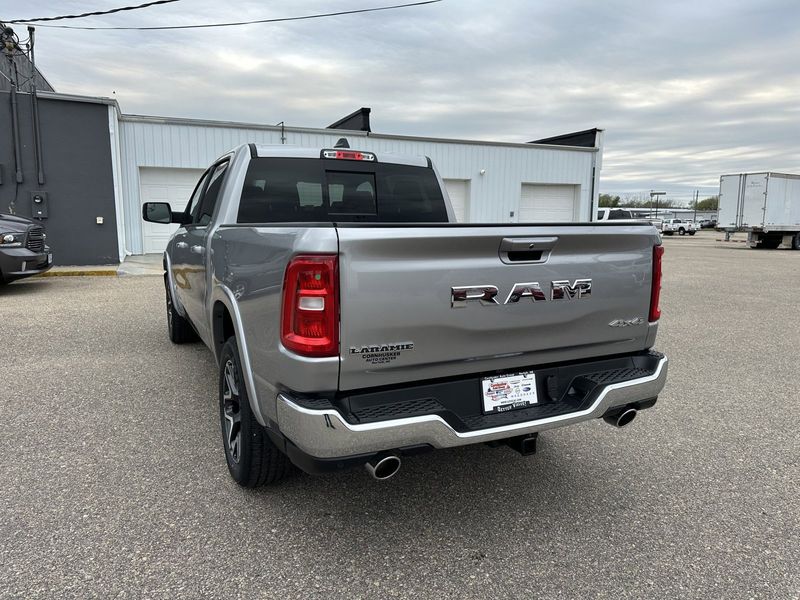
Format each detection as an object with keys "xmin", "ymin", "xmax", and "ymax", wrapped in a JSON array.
[{"xmin": 142, "ymin": 202, "xmax": 183, "ymax": 224}]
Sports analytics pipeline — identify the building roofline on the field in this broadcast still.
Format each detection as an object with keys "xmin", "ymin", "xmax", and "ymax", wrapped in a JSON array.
[
  {"xmin": 8, "ymin": 89, "xmax": 598, "ymax": 152},
  {"xmin": 118, "ymin": 112, "xmax": 598, "ymax": 152},
  {"xmin": 36, "ymin": 90, "xmax": 121, "ymax": 112},
  {"xmin": 530, "ymin": 127, "xmax": 604, "ymax": 148}
]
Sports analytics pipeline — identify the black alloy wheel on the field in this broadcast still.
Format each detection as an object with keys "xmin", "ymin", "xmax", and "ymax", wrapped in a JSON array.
[
  {"xmin": 221, "ymin": 359, "xmax": 242, "ymax": 464},
  {"xmin": 218, "ymin": 337, "xmax": 293, "ymax": 487}
]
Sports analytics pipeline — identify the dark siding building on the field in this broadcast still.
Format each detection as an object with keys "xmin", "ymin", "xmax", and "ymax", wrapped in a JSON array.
[{"xmin": 0, "ymin": 91, "xmax": 119, "ymax": 264}]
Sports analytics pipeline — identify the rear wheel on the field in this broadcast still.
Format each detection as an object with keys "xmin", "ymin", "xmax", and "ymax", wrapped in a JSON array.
[
  {"xmin": 792, "ymin": 234, "xmax": 800, "ymax": 250},
  {"xmin": 165, "ymin": 279, "xmax": 196, "ymax": 343},
  {"xmin": 678, "ymin": 228, "xmax": 686, "ymax": 235},
  {"xmin": 219, "ymin": 337, "xmax": 292, "ymax": 487},
  {"xmin": 688, "ymin": 230, "xmax": 696, "ymax": 236}
]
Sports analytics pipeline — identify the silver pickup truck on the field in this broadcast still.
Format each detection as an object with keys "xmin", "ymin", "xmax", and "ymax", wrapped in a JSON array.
[{"xmin": 143, "ymin": 142, "xmax": 668, "ymax": 486}]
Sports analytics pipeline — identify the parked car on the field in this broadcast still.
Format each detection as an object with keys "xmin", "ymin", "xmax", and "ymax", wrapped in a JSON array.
[
  {"xmin": 143, "ymin": 142, "xmax": 668, "ymax": 487},
  {"xmin": 0, "ymin": 213, "xmax": 52, "ymax": 284},
  {"xmin": 697, "ymin": 219, "xmax": 717, "ymax": 229},
  {"xmin": 661, "ymin": 218, "xmax": 696, "ymax": 236}
]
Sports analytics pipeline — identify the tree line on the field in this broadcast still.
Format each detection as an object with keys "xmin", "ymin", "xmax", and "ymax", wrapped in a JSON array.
[{"xmin": 599, "ymin": 194, "xmax": 719, "ymax": 211}]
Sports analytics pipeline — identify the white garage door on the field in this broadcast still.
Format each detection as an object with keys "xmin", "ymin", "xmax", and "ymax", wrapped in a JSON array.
[
  {"xmin": 519, "ymin": 184, "xmax": 579, "ymax": 222},
  {"xmin": 140, "ymin": 167, "xmax": 204, "ymax": 254},
  {"xmin": 444, "ymin": 179, "xmax": 470, "ymax": 223}
]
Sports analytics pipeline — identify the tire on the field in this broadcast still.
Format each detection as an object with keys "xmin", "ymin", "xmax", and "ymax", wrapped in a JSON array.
[
  {"xmin": 165, "ymin": 278, "xmax": 197, "ymax": 344},
  {"xmin": 688, "ymin": 231, "xmax": 696, "ymax": 236},
  {"xmin": 678, "ymin": 228, "xmax": 686, "ymax": 236},
  {"xmin": 792, "ymin": 234, "xmax": 800, "ymax": 250},
  {"xmin": 219, "ymin": 337, "xmax": 292, "ymax": 487},
  {"xmin": 759, "ymin": 236, "xmax": 781, "ymax": 250},
  {"xmin": 664, "ymin": 231, "xmax": 674, "ymax": 236}
]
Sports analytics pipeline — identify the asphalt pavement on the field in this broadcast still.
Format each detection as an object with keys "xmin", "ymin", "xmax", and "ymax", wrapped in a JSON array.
[{"xmin": 1, "ymin": 231, "xmax": 798, "ymax": 599}]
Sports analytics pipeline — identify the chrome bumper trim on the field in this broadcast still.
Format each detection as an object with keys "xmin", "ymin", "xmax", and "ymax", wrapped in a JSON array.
[{"xmin": 276, "ymin": 356, "xmax": 668, "ymax": 459}]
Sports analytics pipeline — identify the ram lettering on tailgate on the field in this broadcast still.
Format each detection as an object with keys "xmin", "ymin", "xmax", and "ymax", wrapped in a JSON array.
[{"xmin": 450, "ymin": 279, "xmax": 592, "ymax": 307}]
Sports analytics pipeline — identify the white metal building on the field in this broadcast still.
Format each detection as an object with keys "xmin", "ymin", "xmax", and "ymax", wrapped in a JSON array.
[{"xmin": 110, "ymin": 109, "xmax": 604, "ymax": 258}]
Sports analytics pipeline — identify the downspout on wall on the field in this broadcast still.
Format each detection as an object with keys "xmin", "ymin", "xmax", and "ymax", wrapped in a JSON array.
[
  {"xmin": 107, "ymin": 101, "xmax": 130, "ymax": 262},
  {"xmin": 591, "ymin": 129, "xmax": 605, "ymax": 221}
]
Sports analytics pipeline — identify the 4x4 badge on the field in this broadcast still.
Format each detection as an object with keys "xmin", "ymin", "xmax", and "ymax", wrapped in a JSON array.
[{"xmin": 608, "ymin": 317, "xmax": 645, "ymax": 327}]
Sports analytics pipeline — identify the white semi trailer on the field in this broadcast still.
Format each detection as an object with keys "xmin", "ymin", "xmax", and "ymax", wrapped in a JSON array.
[{"xmin": 718, "ymin": 173, "xmax": 800, "ymax": 249}]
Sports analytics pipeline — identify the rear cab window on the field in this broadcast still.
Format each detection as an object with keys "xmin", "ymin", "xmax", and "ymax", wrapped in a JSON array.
[
  {"xmin": 609, "ymin": 209, "xmax": 632, "ymax": 219},
  {"xmin": 236, "ymin": 157, "xmax": 448, "ymax": 223}
]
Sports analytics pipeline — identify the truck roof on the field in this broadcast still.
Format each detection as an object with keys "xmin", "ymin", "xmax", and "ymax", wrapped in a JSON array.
[{"xmin": 247, "ymin": 143, "xmax": 429, "ymax": 168}]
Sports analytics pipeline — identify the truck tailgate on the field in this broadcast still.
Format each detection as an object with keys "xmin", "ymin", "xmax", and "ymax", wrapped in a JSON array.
[{"xmin": 336, "ymin": 224, "xmax": 659, "ymax": 391}]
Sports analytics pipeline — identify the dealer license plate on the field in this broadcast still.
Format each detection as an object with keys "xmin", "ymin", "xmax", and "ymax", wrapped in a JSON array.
[{"xmin": 481, "ymin": 371, "xmax": 538, "ymax": 414}]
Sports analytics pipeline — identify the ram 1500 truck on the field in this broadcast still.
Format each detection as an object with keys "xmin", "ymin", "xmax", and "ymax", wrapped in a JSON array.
[{"xmin": 143, "ymin": 142, "xmax": 668, "ymax": 486}]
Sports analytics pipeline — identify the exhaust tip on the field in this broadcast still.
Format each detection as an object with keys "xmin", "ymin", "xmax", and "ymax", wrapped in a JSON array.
[
  {"xmin": 604, "ymin": 408, "xmax": 638, "ymax": 428},
  {"xmin": 365, "ymin": 455, "xmax": 401, "ymax": 480}
]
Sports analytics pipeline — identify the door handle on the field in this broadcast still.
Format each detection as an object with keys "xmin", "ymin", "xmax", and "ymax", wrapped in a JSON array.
[
  {"xmin": 175, "ymin": 241, "xmax": 188, "ymax": 249},
  {"xmin": 190, "ymin": 245, "xmax": 204, "ymax": 255}
]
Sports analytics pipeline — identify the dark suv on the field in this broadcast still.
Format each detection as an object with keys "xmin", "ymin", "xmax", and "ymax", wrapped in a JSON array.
[{"xmin": 0, "ymin": 213, "xmax": 52, "ymax": 284}]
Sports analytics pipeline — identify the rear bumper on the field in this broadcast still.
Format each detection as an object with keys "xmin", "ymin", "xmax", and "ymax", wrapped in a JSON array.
[{"xmin": 275, "ymin": 353, "xmax": 668, "ymax": 465}]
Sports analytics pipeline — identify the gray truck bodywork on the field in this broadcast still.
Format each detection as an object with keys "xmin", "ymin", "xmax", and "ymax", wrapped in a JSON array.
[{"xmin": 158, "ymin": 143, "xmax": 668, "ymax": 473}]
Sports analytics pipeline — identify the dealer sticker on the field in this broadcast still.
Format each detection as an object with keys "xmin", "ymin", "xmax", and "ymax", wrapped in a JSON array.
[{"xmin": 481, "ymin": 372, "xmax": 538, "ymax": 414}]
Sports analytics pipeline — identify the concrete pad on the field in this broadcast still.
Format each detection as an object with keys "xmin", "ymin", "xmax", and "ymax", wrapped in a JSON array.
[{"xmin": 117, "ymin": 253, "xmax": 163, "ymax": 277}]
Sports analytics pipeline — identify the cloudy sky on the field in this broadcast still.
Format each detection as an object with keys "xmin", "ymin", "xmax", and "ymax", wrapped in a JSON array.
[{"xmin": 5, "ymin": 0, "xmax": 799, "ymax": 203}]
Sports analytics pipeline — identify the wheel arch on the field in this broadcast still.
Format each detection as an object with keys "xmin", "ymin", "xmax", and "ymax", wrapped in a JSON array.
[
  {"xmin": 212, "ymin": 300, "xmax": 236, "ymax": 364},
  {"xmin": 210, "ymin": 285, "xmax": 268, "ymax": 426}
]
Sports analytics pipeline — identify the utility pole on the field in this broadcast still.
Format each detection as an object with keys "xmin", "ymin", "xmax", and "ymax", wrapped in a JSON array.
[{"xmin": 693, "ymin": 190, "xmax": 698, "ymax": 222}]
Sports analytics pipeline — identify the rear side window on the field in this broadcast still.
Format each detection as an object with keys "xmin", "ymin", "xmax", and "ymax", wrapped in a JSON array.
[{"xmin": 237, "ymin": 157, "xmax": 447, "ymax": 223}]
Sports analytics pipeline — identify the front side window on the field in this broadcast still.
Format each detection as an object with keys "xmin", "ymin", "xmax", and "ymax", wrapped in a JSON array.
[
  {"xmin": 184, "ymin": 170, "xmax": 211, "ymax": 223},
  {"xmin": 193, "ymin": 161, "xmax": 229, "ymax": 226}
]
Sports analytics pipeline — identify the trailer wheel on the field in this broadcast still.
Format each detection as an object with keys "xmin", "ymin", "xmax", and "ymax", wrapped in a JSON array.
[
  {"xmin": 760, "ymin": 237, "xmax": 781, "ymax": 250},
  {"xmin": 793, "ymin": 234, "xmax": 800, "ymax": 250}
]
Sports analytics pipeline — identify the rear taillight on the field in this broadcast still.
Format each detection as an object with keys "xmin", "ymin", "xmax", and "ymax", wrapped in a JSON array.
[
  {"xmin": 649, "ymin": 245, "xmax": 664, "ymax": 322},
  {"xmin": 281, "ymin": 255, "xmax": 338, "ymax": 357}
]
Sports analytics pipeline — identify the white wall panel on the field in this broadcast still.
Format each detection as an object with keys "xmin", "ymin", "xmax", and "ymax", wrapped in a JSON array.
[{"xmin": 119, "ymin": 117, "xmax": 599, "ymax": 254}]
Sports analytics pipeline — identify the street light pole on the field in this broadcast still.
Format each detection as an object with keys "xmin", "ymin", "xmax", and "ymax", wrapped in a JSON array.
[{"xmin": 650, "ymin": 190, "xmax": 666, "ymax": 219}]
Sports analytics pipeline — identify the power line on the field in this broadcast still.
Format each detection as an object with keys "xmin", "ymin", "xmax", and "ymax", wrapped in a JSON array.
[
  {"xmin": 6, "ymin": 0, "xmax": 181, "ymax": 24},
  {"xmin": 10, "ymin": 0, "xmax": 443, "ymax": 30}
]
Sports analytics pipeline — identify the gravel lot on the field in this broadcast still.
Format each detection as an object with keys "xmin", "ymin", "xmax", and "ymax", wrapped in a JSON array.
[{"xmin": 1, "ymin": 231, "xmax": 798, "ymax": 599}]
